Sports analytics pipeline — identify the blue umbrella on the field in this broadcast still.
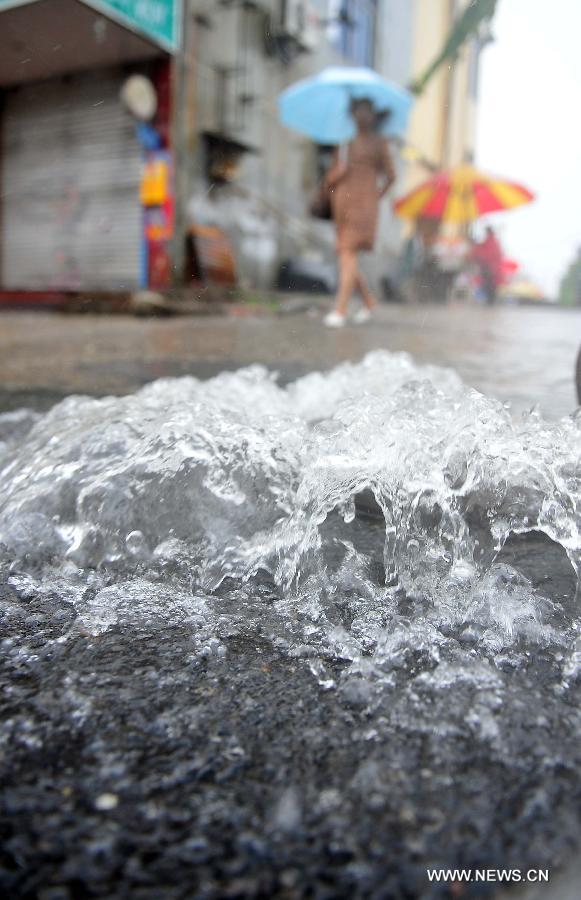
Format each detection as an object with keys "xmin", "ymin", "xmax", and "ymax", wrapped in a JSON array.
[{"xmin": 278, "ymin": 66, "xmax": 413, "ymax": 145}]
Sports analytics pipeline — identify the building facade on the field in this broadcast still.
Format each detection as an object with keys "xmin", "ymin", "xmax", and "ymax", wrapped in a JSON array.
[
  {"xmin": 0, "ymin": 0, "xmax": 483, "ymax": 299},
  {"xmin": 405, "ymin": 0, "xmax": 483, "ymax": 187}
]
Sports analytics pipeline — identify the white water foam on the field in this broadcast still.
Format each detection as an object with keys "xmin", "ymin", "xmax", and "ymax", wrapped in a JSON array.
[{"xmin": 1, "ymin": 352, "xmax": 579, "ymax": 682}]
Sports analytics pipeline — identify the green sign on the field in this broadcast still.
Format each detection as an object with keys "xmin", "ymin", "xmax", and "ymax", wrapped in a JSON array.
[
  {"xmin": 82, "ymin": 0, "xmax": 182, "ymax": 52},
  {"xmin": 0, "ymin": 0, "xmax": 40, "ymax": 10}
]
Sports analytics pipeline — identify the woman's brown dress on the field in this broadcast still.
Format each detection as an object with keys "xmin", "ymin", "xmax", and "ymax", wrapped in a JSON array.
[{"xmin": 328, "ymin": 133, "xmax": 395, "ymax": 253}]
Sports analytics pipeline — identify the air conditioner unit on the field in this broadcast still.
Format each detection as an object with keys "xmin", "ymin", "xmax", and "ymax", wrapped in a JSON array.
[{"xmin": 278, "ymin": 0, "xmax": 319, "ymax": 52}]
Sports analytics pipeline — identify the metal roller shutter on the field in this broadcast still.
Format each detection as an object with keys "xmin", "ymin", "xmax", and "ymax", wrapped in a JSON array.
[{"xmin": 1, "ymin": 70, "xmax": 142, "ymax": 291}]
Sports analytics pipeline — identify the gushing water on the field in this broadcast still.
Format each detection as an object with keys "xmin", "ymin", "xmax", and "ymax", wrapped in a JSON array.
[{"xmin": 1, "ymin": 352, "xmax": 580, "ymax": 687}]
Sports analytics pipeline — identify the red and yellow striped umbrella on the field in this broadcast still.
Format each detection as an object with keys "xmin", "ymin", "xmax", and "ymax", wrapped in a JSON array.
[{"xmin": 394, "ymin": 164, "xmax": 534, "ymax": 223}]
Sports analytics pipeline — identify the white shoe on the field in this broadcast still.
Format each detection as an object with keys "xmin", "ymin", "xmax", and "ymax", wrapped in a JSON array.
[
  {"xmin": 353, "ymin": 307, "xmax": 372, "ymax": 324},
  {"xmin": 324, "ymin": 311, "xmax": 346, "ymax": 328}
]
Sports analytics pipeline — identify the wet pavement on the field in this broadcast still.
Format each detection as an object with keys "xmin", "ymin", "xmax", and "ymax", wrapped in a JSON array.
[
  {"xmin": 2, "ymin": 537, "xmax": 580, "ymax": 900},
  {"xmin": 2, "ymin": 302, "xmax": 581, "ymax": 899},
  {"xmin": 1, "ymin": 302, "xmax": 580, "ymax": 417}
]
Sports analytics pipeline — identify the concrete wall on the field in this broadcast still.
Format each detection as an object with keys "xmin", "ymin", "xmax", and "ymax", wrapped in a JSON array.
[
  {"xmin": 373, "ymin": 0, "xmax": 414, "ymax": 267},
  {"xmin": 186, "ymin": 0, "xmax": 415, "ymax": 289},
  {"xmin": 405, "ymin": 0, "xmax": 479, "ymax": 193}
]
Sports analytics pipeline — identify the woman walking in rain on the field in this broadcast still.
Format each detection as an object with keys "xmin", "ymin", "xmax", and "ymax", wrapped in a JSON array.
[{"xmin": 324, "ymin": 98, "xmax": 396, "ymax": 328}]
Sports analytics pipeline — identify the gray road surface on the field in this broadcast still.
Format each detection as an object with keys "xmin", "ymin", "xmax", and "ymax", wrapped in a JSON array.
[{"xmin": 0, "ymin": 303, "xmax": 580, "ymax": 417}]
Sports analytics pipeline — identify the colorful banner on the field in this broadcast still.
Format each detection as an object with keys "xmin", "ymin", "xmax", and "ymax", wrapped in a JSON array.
[{"xmin": 140, "ymin": 150, "xmax": 174, "ymax": 289}]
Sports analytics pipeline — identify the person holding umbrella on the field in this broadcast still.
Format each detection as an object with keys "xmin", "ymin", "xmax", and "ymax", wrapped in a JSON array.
[
  {"xmin": 394, "ymin": 164, "xmax": 534, "ymax": 303},
  {"xmin": 469, "ymin": 226, "xmax": 504, "ymax": 305},
  {"xmin": 323, "ymin": 98, "xmax": 396, "ymax": 327},
  {"xmin": 279, "ymin": 67, "xmax": 413, "ymax": 327}
]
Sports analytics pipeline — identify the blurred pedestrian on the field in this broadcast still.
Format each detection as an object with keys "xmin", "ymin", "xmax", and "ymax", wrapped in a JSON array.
[
  {"xmin": 324, "ymin": 99, "xmax": 396, "ymax": 328},
  {"xmin": 397, "ymin": 230, "xmax": 423, "ymax": 304},
  {"xmin": 470, "ymin": 226, "xmax": 503, "ymax": 305}
]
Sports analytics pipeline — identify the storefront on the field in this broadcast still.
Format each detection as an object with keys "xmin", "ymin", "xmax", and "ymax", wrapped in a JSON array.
[{"xmin": 0, "ymin": 0, "xmax": 181, "ymax": 301}]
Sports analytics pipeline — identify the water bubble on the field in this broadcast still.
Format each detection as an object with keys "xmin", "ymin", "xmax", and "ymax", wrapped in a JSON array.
[
  {"xmin": 125, "ymin": 530, "xmax": 150, "ymax": 559},
  {"xmin": 443, "ymin": 448, "xmax": 468, "ymax": 490}
]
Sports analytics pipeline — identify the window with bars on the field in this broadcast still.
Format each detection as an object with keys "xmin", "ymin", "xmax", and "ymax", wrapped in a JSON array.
[{"xmin": 329, "ymin": 0, "xmax": 378, "ymax": 67}]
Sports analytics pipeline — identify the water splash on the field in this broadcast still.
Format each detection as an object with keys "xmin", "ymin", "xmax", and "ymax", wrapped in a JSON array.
[{"xmin": 1, "ymin": 352, "xmax": 579, "ymax": 681}]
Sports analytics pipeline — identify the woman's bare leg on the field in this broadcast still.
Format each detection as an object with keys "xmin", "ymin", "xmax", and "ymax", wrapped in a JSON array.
[
  {"xmin": 355, "ymin": 270, "xmax": 377, "ymax": 310},
  {"xmin": 334, "ymin": 250, "xmax": 358, "ymax": 317}
]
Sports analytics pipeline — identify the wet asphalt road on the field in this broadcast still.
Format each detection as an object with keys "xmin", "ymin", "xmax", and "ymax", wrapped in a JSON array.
[
  {"xmin": 1, "ymin": 302, "xmax": 581, "ymax": 899},
  {"xmin": 0, "ymin": 302, "xmax": 580, "ymax": 418},
  {"xmin": 2, "ymin": 529, "xmax": 580, "ymax": 900}
]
